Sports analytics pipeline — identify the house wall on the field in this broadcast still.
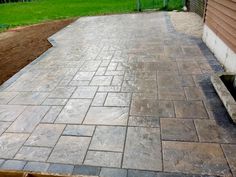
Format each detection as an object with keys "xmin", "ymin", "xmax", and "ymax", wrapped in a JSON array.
[{"xmin": 203, "ymin": 0, "xmax": 236, "ymax": 72}]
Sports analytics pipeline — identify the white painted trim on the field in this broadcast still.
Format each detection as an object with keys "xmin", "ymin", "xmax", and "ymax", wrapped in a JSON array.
[{"xmin": 203, "ymin": 24, "xmax": 236, "ymax": 73}]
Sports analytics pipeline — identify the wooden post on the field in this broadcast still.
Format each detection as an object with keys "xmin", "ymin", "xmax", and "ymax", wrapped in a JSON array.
[{"xmin": 203, "ymin": 0, "xmax": 208, "ymax": 22}]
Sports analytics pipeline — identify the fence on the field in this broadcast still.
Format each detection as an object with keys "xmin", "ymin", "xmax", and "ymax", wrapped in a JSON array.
[
  {"xmin": 136, "ymin": 0, "xmax": 184, "ymax": 11},
  {"xmin": 186, "ymin": 0, "xmax": 206, "ymax": 17}
]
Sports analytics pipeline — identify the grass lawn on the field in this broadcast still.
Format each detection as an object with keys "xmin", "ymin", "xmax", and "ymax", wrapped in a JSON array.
[{"xmin": 0, "ymin": 0, "xmax": 183, "ymax": 31}]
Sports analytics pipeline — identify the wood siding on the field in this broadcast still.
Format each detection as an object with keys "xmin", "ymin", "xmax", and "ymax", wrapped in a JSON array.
[{"xmin": 205, "ymin": 0, "xmax": 236, "ymax": 52}]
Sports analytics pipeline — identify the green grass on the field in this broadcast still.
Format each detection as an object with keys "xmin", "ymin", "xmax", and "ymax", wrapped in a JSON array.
[
  {"xmin": 139, "ymin": 0, "xmax": 183, "ymax": 11},
  {"xmin": 0, "ymin": 0, "xmax": 183, "ymax": 31}
]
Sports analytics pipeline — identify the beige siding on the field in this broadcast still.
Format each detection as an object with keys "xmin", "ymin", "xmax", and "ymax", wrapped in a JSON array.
[{"xmin": 205, "ymin": 0, "xmax": 236, "ymax": 52}]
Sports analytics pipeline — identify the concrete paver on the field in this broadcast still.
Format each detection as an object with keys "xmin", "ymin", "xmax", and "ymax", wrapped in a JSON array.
[
  {"xmin": 48, "ymin": 163, "xmax": 74, "ymax": 174},
  {"xmin": 24, "ymin": 162, "xmax": 50, "ymax": 172},
  {"xmin": 163, "ymin": 141, "xmax": 231, "ymax": 176},
  {"xmin": 25, "ymin": 124, "xmax": 65, "ymax": 147},
  {"xmin": 0, "ymin": 133, "xmax": 29, "ymax": 158},
  {"xmin": 89, "ymin": 126, "xmax": 126, "ymax": 152},
  {"xmin": 1, "ymin": 160, "xmax": 26, "ymax": 170},
  {"xmin": 160, "ymin": 118, "xmax": 198, "ymax": 141},
  {"xmin": 7, "ymin": 106, "xmax": 50, "ymax": 133},
  {"xmin": 55, "ymin": 99, "xmax": 91, "ymax": 124},
  {"xmin": 0, "ymin": 12, "xmax": 234, "ymax": 176},
  {"xmin": 48, "ymin": 136, "xmax": 90, "ymax": 164},
  {"xmin": 0, "ymin": 105, "xmax": 26, "ymax": 121},
  {"xmin": 63, "ymin": 125, "xmax": 95, "ymax": 137},
  {"xmin": 84, "ymin": 151, "xmax": 122, "ymax": 168},
  {"xmin": 84, "ymin": 107, "xmax": 128, "ymax": 125},
  {"xmin": 15, "ymin": 146, "xmax": 52, "ymax": 161},
  {"xmin": 73, "ymin": 165, "xmax": 100, "ymax": 176},
  {"xmin": 222, "ymin": 144, "xmax": 236, "ymax": 177}
]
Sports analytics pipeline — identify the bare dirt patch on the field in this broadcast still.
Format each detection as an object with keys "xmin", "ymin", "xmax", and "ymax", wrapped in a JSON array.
[
  {"xmin": 169, "ymin": 12, "xmax": 203, "ymax": 38},
  {"xmin": 0, "ymin": 19, "xmax": 75, "ymax": 85}
]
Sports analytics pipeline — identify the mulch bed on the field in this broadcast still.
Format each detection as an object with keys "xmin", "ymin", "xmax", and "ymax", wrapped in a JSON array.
[{"xmin": 0, "ymin": 19, "xmax": 75, "ymax": 85}]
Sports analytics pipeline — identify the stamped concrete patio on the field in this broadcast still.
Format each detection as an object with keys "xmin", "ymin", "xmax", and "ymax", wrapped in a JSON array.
[{"xmin": 0, "ymin": 12, "xmax": 235, "ymax": 177}]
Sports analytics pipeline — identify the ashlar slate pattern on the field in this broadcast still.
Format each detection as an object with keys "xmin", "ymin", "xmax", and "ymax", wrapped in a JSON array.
[{"xmin": 0, "ymin": 12, "xmax": 235, "ymax": 177}]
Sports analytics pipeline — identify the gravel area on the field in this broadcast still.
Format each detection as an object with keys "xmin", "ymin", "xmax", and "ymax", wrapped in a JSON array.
[{"xmin": 169, "ymin": 12, "xmax": 203, "ymax": 38}]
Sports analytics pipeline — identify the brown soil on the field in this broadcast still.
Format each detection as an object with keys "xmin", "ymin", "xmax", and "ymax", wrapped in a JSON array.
[{"xmin": 0, "ymin": 19, "xmax": 75, "ymax": 85}]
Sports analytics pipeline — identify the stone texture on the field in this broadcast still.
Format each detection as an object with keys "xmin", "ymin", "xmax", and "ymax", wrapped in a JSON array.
[
  {"xmin": 90, "ymin": 76, "xmax": 113, "ymax": 86},
  {"xmin": 7, "ymin": 106, "xmax": 50, "ymax": 133},
  {"xmin": 48, "ymin": 86, "xmax": 76, "ymax": 98},
  {"xmin": 69, "ymin": 80, "xmax": 90, "ymax": 86},
  {"xmin": 123, "ymin": 127, "xmax": 162, "ymax": 171},
  {"xmin": 24, "ymin": 162, "xmax": 50, "ymax": 172},
  {"xmin": 0, "ymin": 121, "xmax": 11, "ymax": 135},
  {"xmin": 211, "ymin": 74, "xmax": 236, "ymax": 123},
  {"xmin": 95, "ymin": 67, "xmax": 106, "ymax": 75},
  {"xmin": 157, "ymin": 74, "xmax": 195, "ymax": 88},
  {"xmin": 48, "ymin": 164, "xmax": 74, "ymax": 174},
  {"xmin": 112, "ymin": 76, "xmax": 124, "ymax": 86},
  {"xmin": 177, "ymin": 61, "xmax": 202, "ymax": 75},
  {"xmin": 48, "ymin": 136, "xmax": 90, "ymax": 164},
  {"xmin": 63, "ymin": 125, "xmax": 95, "ymax": 137},
  {"xmin": 128, "ymin": 116, "xmax": 160, "ymax": 128},
  {"xmin": 1, "ymin": 160, "xmax": 26, "ymax": 170},
  {"xmin": 124, "ymin": 71, "xmax": 156, "ymax": 81},
  {"xmin": 221, "ymin": 144, "xmax": 236, "ymax": 177},
  {"xmin": 25, "ymin": 124, "xmax": 65, "ymax": 147},
  {"xmin": 121, "ymin": 80, "xmax": 157, "ymax": 92},
  {"xmin": 174, "ymin": 101, "xmax": 208, "ymax": 118},
  {"xmin": 98, "ymin": 86, "xmax": 121, "ymax": 92},
  {"xmin": 164, "ymin": 46, "xmax": 183, "ymax": 58},
  {"xmin": 0, "ymin": 159, "xmax": 4, "ymax": 166},
  {"xmin": 182, "ymin": 46, "xmax": 202, "ymax": 56},
  {"xmin": 104, "ymin": 92, "xmax": 131, "ymax": 106},
  {"xmin": 90, "ymin": 126, "xmax": 126, "ymax": 152},
  {"xmin": 91, "ymin": 92, "xmax": 107, "ymax": 106},
  {"xmin": 80, "ymin": 61, "xmax": 101, "ymax": 71},
  {"xmin": 42, "ymin": 98, "xmax": 68, "ymax": 106},
  {"xmin": 71, "ymin": 86, "xmax": 97, "ymax": 98},
  {"xmin": 56, "ymin": 99, "xmax": 91, "ymax": 124},
  {"xmin": 15, "ymin": 146, "xmax": 51, "ymax": 161},
  {"xmin": 0, "ymin": 92, "xmax": 18, "ymax": 104},
  {"xmin": 73, "ymin": 165, "xmax": 100, "ymax": 176},
  {"xmin": 84, "ymin": 107, "xmax": 128, "ymax": 125},
  {"xmin": 128, "ymin": 170, "xmax": 157, "ymax": 177},
  {"xmin": 130, "ymin": 99, "xmax": 175, "ymax": 117},
  {"xmin": 9, "ymin": 92, "xmax": 48, "ymax": 105},
  {"xmin": 184, "ymin": 87, "xmax": 204, "ymax": 100},
  {"xmin": 0, "ymin": 133, "xmax": 29, "ymax": 158},
  {"xmin": 0, "ymin": 105, "xmax": 26, "ymax": 121},
  {"xmin": 100, "ymin": 168, "xmax": 127, "ymax": 177},
  {"xmin": 73, "ymin": 72, "xmax": 95, "ymax": 81},
  {"xmin": 132, "ymin": 92, "xmax": 157, "ymax": 100},
  {"xmin": 158, "ymin": 87, "xmax": 186, "ymax": 100},
  {"xmin": 160, "ymin": 118, "xmax": 198, "ymax": 141},
  {"xmin": 41, "ymin": 106, "xmax": 63, "ymax": 123},
  {"xmin": 163, "ymin": 141, "xmax": 231, "ymax": 176},
  {"xmin": 194, "ymin": 119, "xmax": 236, "ymax": 143},
  {"xmin": 84, "ymin": 151, "xmax": 122, "ymax": 168}
]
